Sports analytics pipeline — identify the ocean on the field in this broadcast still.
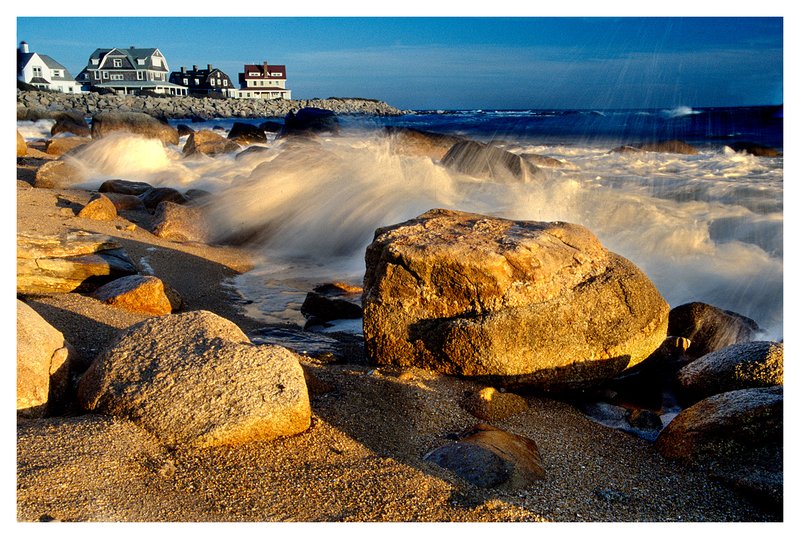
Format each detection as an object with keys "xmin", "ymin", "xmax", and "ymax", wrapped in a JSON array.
[{"xmin": 17, "ymin": 105, "xmax": 784, "ymax": 339}]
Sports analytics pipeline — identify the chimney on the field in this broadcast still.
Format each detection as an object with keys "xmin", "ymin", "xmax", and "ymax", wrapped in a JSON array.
[
  {"xmin": 20, "ymin": 41, "xmax": 29, "ymax": 53},
  {"xmin": 207, "ymin": 64, "xmax": 213, "ymax": 71},
  {"xmin": 180, "ymin": 66, "xmax": 186, "ymax": 74},
  {"xmin": 130, "ymin": 46, "xmax": 135, "ymax": 50},
  {"xmin": 192, "ymin": 65, "xmax": 198, "ymax": 71}
]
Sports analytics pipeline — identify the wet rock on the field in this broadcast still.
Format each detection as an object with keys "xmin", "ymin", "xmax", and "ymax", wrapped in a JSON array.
[
  {"xmin": 90, "ymin": 275, "xmax": 173, "ymax": 316},
  {"xmin": 677, "ymin": 341, "xmax": 783, "ymax": 405},
  {"xmin": 441, "ymin": 140, "xmax": 540, "ymax": 182},
  {"xmin": 384, "ymin": 126, "xmax": 465, "ymax": 161},
  {"xmin": 183, "ymin": 129, "xmax": 241, "ymax": 157},
  {"xmin": 612, "ymin": 140, "xmax": 699, "ymax": 155},
  {"xmin": 91, "ymin": 112, "xmax": 179, "ymax": 145},
  {"xmin": 461, "ymin": 387, "xmax": 528, "ymax": 421},
  {"xmin": 668, "ymin": 302, "xmax": 759, "ymax": 359},
  {"xmin": 520, "ymin": 152, "xmax": 568, "ymax": 168},
  {"xmin": 17, "ymin": 130, "xmax": 27, "ymax": 156},
  {"xmin": 33, "ymin": 160, "xmax": 85, "ymax": 189},
  {"xmin": 227, "ymin": 122, "xmax": 267, "ymax": 144},
  {"xmin": 655, "ymin": 386, "xmax": 782, "ymax": 509},
  {"xmin": 301, "ymin": 291, "xmax": 362, "ymax": 323},
  {"xmin": 139, "ymin": 187, "xmax": 188, "ymax": 210},
  {"xmin": 45, "ymin": 136, "xmax": 91, "ymax": 156},
  {"xmin": 176, "ymin": 124, "xmax": 195, "ymax": 137},
  {"xmin": 99, "ymin": 179, "xmax": 154, "ymax": 196},
  {"xmin": 728, "ymin": 142, "xmax": 781, "ymax": 157},
  {"xmin": 424, "ymin": 424, "xmax": 545, "ymax": 490},
  {"xmin": 362, "ymin": 209, "xmax": 670, "ymax": 390},
  {"xmin": 17, "ymin": 300, "xmax": 74, "ymax": 418},
  {"xmin": 78, "ymin": 193, "xmax": 117, "ymax": 221},
  {"xmin": 259, "ymin": 120, "xmax": 283, "ymax": 133},
  {"xmin": 102, "ymin": 192, "xmax": 146, "ymax": 212},
  {"xmin": 50, "ymin": 113, "xmax": 90, "ymax": 137},
  {"xmin": 77, "ymin": 310, "xmax": 311, "ymax": 448},
  {"xmin": 151, "ymin": 201, "xmax": 211, "ymax": 244},
  {"xmin": 17, "ymin": 231, "xmax": 138, "ymax": 294},
  {"xmin": 626, "ymin": 409, "xmax": 662, "ymax": 430},
  {"xmin": 235, "ymin": 146, "xmax": 271, "ymax": 160},
  {"xmin": 280, "ymin": 107, "xmax": 340, "ymax": 137}
]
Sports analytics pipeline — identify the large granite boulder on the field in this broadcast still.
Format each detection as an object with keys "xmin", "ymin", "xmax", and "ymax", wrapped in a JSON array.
[
  {"xmin": 440, "ymin": 140, "xmax": 540, "ymax": 182},
  {"xmin": 17, "ymin": 300, "xmax": 74, "ymax": 417},
  {"xmin": 90, "ymin": 275, "xmax": 173, "ymax": 316},
  {"xmin": 45, "ymin": 136, "xmax": 91, "ymax": 156},
  {"xmin": 668, "ymin": 302, "xmax": 759, "ymax": 359},
  {"xmin": 227, "ymin": 122, "xmax": 267, "ymax": 145},
  {"xmin": 51, "ymin": 113, "xmax": 91, "ymax": 137},
  {"xmin": 150, "ymin": 201, "xmax": 212, "ymax": 243},
  {"xmin": 279, "ymin": 107, "xmax": 339, "ymax": 137},
  {"xmin": 424, "ymin": 424, "xmax": 545, "ymax": 490},
  {"xmin": 383, "ymin": 126, "xmax": 465, "ymax": 161},
  {"xmin": 33, "ymin": 160, "xmax": 85, "ymax": 189},
  {"xmin": 184, "ymin": 130, "xmax": 241, "ymax": 157},
  {"xmin": 676, "ymin": 341, "xmax": 783, "ymax": 405},
  {"xmin": 77, "ymin": 310, "xmax": 311, "ymax": 448},
  {"xmin": 17, "ymin": 231, "xmax": 138, "ymax": 294},
  {"xmin": 17, "ymin": 130, "xmax": 27, "ymax": 156},
  {"xmin": 91, "ymin": 112, "xmax": 179, "ymax": 145},
  {"xmin": 362, "ymin": 209, "xmax": 670, "ymax": 389},
  {"xmin": 655, "ymin": 386, "xmax": 782, "ymax": 508}
]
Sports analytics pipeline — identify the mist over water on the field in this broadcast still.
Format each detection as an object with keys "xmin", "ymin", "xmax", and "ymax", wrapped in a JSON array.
[{"xmin": 21, "ymin": 108, "xmax": 782, "ymax": 338}]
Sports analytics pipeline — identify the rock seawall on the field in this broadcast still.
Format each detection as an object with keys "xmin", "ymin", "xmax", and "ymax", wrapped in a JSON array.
[{"xmin": 17, "ymin": 90, "xmax": 407, "ymax": 120}]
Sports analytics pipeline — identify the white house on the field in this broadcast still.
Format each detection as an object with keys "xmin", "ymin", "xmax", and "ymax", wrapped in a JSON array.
[
  {"xmin": 17, "ymin": 42, "xmax": 83, "ymax": 93},
  {"xmin": 225, "ymin": 61, "xmax": 291, "ymax": 100},
  {"xmin": 75, "ymin": 46, "xmax": 188, "ymax": 96}
]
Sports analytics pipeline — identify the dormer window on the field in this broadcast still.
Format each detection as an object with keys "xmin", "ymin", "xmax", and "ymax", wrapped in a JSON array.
[
  {"xmin": 92, "ymin": 58, "xmax": 99, "ymax": 65},
  {"xmin": 137, "ymin": 58, "xmax": 145, "ymax": 65},
  {"xmin": 113, "ymin": 59, "xmax": 122, "ymax": 67}
]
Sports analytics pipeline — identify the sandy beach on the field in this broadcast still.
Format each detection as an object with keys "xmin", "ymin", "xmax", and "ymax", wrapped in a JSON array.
[{"xmin": 14, "ymin": 137, "xmax": 780, "ymax": 523}]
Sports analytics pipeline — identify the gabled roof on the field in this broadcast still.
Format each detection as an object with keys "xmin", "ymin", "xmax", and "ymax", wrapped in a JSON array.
[
  {"xmin": 18, "ymin": 51, "xmax": 76, "ymax": 81},
  {"xmin": 242, "ymin": 63, "xmax": 287, "ymax": 79},
  {"xmin": 39, "ymin": 55, "xmax": 75, "ymax": 80},
  {"xmin": 87, "ymin": 47, "xmax": 168, "ymax": 72}
]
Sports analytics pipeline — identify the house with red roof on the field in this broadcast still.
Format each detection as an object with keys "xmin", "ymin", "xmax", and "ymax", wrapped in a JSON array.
[{"xmin": 227, "ymin": 61, "xmax": 291, "ymax": 100}]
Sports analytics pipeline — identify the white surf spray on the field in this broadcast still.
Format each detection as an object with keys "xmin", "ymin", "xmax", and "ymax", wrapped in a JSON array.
[{"xmin": 50, "ymin": 124, "xmax": 783, "ymax": 339}]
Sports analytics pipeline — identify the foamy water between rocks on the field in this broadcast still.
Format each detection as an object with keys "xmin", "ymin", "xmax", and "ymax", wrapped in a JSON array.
[{"xmin": 20, "ymin": 119, "xmax": 783, "ymax": 339}]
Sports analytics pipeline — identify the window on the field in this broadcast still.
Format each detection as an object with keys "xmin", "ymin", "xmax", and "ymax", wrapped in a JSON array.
[
  {"xmin": 210, "ymin": 79, "xmax": 215, "ymax": 86},
  {"xmin": 137, "ymin": 59, "xmax": 145, "ymax": 65},
  {"xmin": 183, "ymin": 77, "xmax": 188, "ymax": 85},
  {"xmin": 94, "ymin": 71, "xmax": 100, "ymax": 80},
  {"xmin": 137, "ymin": 71, "xmax": 144, "ymax": 80},
  {"xmin": 111, "ymin": 74, "xmax": 123, "ymax": 80},
  {"xmin": 32, "ymin": 66, "xmax": 42, "ymax": 77},
  {"xmin": 223, "ymin": 79, "xmax": 228, "ymax": 87},
  {"xmin": 113, "ymin": 58, "xmax": 122, "ymax": 68},
  {"xmin": 102, "ymin": 71, "xmax": 108, "ymax": 79},
  {"xmin": 194, "ymin": 78, "xmax": 200, "ymax": 85},
  {"xmin": 92, "ymin": 58, "xmax": 99, "ymax": 65}
]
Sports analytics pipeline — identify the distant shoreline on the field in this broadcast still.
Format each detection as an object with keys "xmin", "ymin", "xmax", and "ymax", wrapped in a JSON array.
[{"xmin": 16, "ymin": 90, "xmax": 408, "ymax": 120}]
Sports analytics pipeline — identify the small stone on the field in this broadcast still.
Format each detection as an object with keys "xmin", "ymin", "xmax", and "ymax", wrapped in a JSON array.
[
  {"xmin": 91, "ymin": 275, "xmax": 173, "ymax": 316},
  {"xmin": 78, "ymin": 193, "xmax": 117, "ymax": 221},
  {"xmin": 461, "ymin": 387, "xmax": 528, "ymax": 421}
]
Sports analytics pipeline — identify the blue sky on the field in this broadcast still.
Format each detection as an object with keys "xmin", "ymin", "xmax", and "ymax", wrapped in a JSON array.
[{"xmin": 15, "ymin": 16, "xmax": 783, "ymax": 109}]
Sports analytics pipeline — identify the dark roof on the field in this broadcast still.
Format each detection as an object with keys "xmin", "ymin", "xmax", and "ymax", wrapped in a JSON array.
[
  {"xmin": 29, "ymin": 77, "xmax": 50, "ymax": 84},
  {"xmin": 86, "ymin": 47, "xmax": 168, "ymax": 72},
  {"xmin": 242, "ymin": 63, "xmax": 286, "ymax": 79}
]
